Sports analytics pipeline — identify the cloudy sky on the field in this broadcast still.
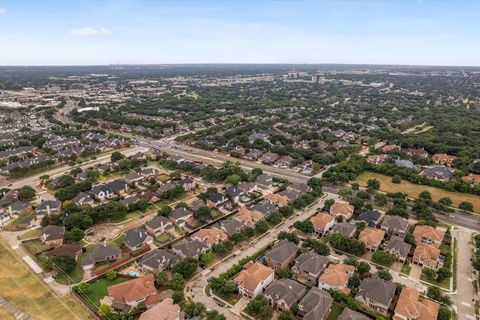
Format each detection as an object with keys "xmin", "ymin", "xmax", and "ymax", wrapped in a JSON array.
[{"xmin": 0, "ymin": 0, "xmax": 478, "ymax": 66}]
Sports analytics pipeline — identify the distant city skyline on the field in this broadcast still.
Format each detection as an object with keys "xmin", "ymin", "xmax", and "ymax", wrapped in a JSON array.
[{"xmin": 0, "ymin": 0, "xmax": 478, "ymax": 66}]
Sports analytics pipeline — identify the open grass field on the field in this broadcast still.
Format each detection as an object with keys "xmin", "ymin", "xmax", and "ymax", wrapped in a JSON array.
[
  {"xmin": 354, "ymin": 172, "xmax": 480, "ymax": 213},
  {"xmin": 0, "ymin": 239, "xmax": 92, "ymax": 320}
]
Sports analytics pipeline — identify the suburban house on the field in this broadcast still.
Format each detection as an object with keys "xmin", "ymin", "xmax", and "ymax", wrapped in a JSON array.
[
  {"xmin": 367, "ymin": 154, "xmax": 389, "ymax": 164},
  {"xmin": 310, "ymin": 213, "xmax": 335, "ymax": 236},
  {"xmin": 207, "ymin": 193, "xmax": 229, "ymax": 208},
  {"xmin": 406, "ymin": 147, "xmax": 429, "ymax": 159},
  {"xmin": 107, "ymin": 274, "xmax": 159, "ymax": 312},
  {"xmin": 139, "ymin": 167, "xmax": 160, "ymax": 179},
  {"xmin": 331, "ymin": 222, "xmax": 356, "ymax": 238},
  {"xmin": 355, "ymin": 276, "xmax": 396, "ymax": 316},
  {"xmin": 237, "ymin": 181, "xmax": 256, "ymax": 194},
  {"xmin": 330, "ymin": 202, "xmax": 354, "ymax": 220},
  {"xmin": 35, "ymin": 200, "xmax": 62, "ymax": 218},
  {"xmin": 382, "ymin": 145, "xmax": 401, "ymax": 153},
  {"xmin": 393, "ymin": 287, "xmax": 439, "ymax": 320},
  {"xmin": 259, "ymin": 152, "xmax": 280, "ymax": 164},
  {"xmin": 230, "ymin": 146, "xmax": 246, "ymax": 157},
  {"xmin": 356, "ymin": 210, "xmax": 382, "ymax": 228},
  {"xmin": 91, "ymin": 180, "xmax": 128, "ymax": 200},
  {"xmin": 298, "ymin": 287, "xmax": 333, "ymax": 320},
  {"xmin": 6, "ymin": 201, "xmax": 32, "ymax": 217},
  {"xmin": 139, "ymin": 298, "xmax": 185, "ymax": 320},
  {"xmin": 250, "ymin": 202, "xmax": 277, "ymax": 217},
  {"xmin": 226, "ymin": 186, "xmax": 243, "ymax": 203},
  {"xmin": 265, "ymin": 193, "xmax": 289, "ymax": 207},
  {"xmin": 172, "ymin": 239, "xmax": 207, "ymax": 258},
  {"xmin": 292, "ymin": 251, "xmax": 329, "ymax": 281},
  {"xmin": 47, "ymin": 243, "xmax": 82, "ymax": 260},
  {"xmin": 358, "ymin": 228, "xmax": 385, "ymax": 251},
  {"xmin": 395, "ymin": 159, "xmax": 417, "ymax": 170},
  {"xmin": 462, "ymin": 174, "xmax": 480, "ymax": 185},
  {"xmin": 176, "ymin": 178, "xmax": 197, "ymax": 191},
  {"xmin": 124, "ymin": 228, "xmax": 152, "ymax": 251},
  {"xmin": 423, "ymin": 166, "xmax": 454, "ymax": 181},
  {"xmin": 80, "ymin": 244, "xmax": 122, "ymax": 271},
  {"xmin": 384, "ymin": 236, "xmax": 412, "ymax": 262},
  {"xmin": 381, "ymin": 215, "xmax": 409, "ymax": 237},
  {"xmin": 145, "ymin": 216, "xmax": 173, "ymax": 237},
  {"xmin": 72, "ymin": 192, "xmax": 95, "ymax": 206},
  {"xmin": 234, "ymin": 207, "xmax": 264, "ymax": 228},
  {"xmin": 338, "ymin": 308, "xmax": 370, "ymax": 320},
  {"xmin": 40, "ymin": 225, "xmax": 65, "ymax": 246},
  {"xmin": 413, "ymin": 225, "xmax": 445, "ymax": 247},
  {"xmin": 277, "ymin": 189, "xmax": 302, "ymax": 203},
  {"xmin": 191, "ymin": 228, "xmax": 228, "ymax": 248},
  {"xmin": 124, "ymin": 172, "xmax": 144, "ymax": 184},
  {"xmin": 234, "ymin": 261, "xmax": 275, "ymax": 298},
  {"xmin": 432, "ymin": 153, "xmax": 457, "ymax": 166},
  {"xmin": 139, "ymin": 249, "xmax": 180, "ymax": 274},
  {"xmin": 168, "ymin": 207, "xmax": 194, "ymax": 227},
  {"xmin": 219, "ymin": 219, "xmax": 244, "ymax": 236},
  {"xmin": 318, "ymin": 263, "xmax": 355, "ymax": 293},
  {"xmin": 264, "ymin": 239, "xmax": 299, "ymax": 270},
  {"xmin": 256, "ymin": 173, "xmax": 273, "ymax": 189},
  {"xmin": 264, "ymin": 278, "xmax": 306, "ymax": 311},
  {"xmin": 413, "ymin": 242, "xmax": 441, "ymax": 269}
]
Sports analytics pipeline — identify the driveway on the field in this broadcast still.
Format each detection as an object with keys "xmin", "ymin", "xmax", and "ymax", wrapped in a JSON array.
[
  {"xmin": 409, "ymin": 264, "xmax": 422, "ymax": 279},
  {"xmin": 448, "ymin": 228, "xmax": 476, "ymax": 320}
]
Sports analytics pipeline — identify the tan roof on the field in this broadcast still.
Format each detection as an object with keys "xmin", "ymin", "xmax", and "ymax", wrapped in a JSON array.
[
  {"xmin": 234, "ymin": 262, "xmax": 274, "ymax": 293},
  {"xmin": 107, "ymin": 274, "xmax": 157, "ymax": 304},
  {"xmin": 318, "ymin": 263, "xmax": 355, "ymax": 287},
  {"xmin": 413, "ymin": 225, "xmax": 444, "ymax": 245},
  {"xmin": 310, "ymin": 213, "xmax": 334, "ymax": 231},
  {"xmin": 330, "ymin": 202, "xmax": 354, "ymax": 218},
  {"xmin": 394, "ymin": 287, "xmax": 439, "ymax": 320},
  {"xmin": 382, "ymin": 145, "xmax": 400, "ymax": 152},
  {"xmin": 265, "ymin": 193, "xmax": 289, "ymax": 206},
  {"xmin": 358, "ymin": 228, "xmax": 385, "ymax": 247},
  {"xmin": 235, "ymin": 207, "xmax": 264, "ymax": 225},
  {"xmin": 139, "ymin": 298, "xmax": 185, "ymax": 320},
  {"xmin": 192, "ymin": 228, "xmax": 227, "ymax": 246},
  {"xmin": 432, "ymin": 153, "xmax": 456, "ymax": 161},
  {"xmin": 414, "ymin": 242, "xmax": 440, "ymax": 264},
  {"xmin": 462, "ymin": 174, "xmax": 480, "ymax": 185}
]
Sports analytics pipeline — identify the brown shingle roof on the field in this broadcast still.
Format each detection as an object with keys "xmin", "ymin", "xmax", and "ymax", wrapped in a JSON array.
[
  {"xmin": 394, "ymin": 287, "xmax": 439, "ymax": 320},
  {"xmin": 234, "ymin": 262, "xmax": 274, "ymax": 293},
  {"xmin": 107, "ymin": 274, "xmax": 157, "ymax": 304}
]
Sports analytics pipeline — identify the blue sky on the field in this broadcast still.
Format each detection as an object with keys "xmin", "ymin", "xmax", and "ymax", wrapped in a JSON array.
[{"xmin": 0, "ymin": 0, "xmax": 478, "ymax": 66}]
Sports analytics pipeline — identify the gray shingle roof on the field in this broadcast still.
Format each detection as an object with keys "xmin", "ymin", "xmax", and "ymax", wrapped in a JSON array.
[
  {"xmin": 293, "ymin": 252, "xmax": 329, "ymax": 276},
  {"xmin": 385, "ymin": 236, "xmax": 412, "ymax": 258},
  {"xmin": 299, "ymin": 287, "xmax": 333, "ymax": 320},
  {"xmin": 331, "ymin": 222, "xmax": 356, "ymax": 237},
  {"xmin": 265, "ymin": 239, "xmax": 298, "ymax": 264},
  {"xmin": 356, "ymin": 276, "xmax": 396, "ymax": 307},
  {"xmin": 265, "ymin": 278, "xmax": 306, "ymax": 308},
  {"xmin": 338, "ymin": 308, "xmax": 370, "ymax": 320},
  {"xmin": 140, "ymin": 249, "xmax": 179, "ymax": 270}
]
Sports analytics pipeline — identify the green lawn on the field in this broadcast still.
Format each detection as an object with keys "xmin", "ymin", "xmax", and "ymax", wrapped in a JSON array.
[
  {"xmin": 4, "ymin": 214, "xmax": 35, "ymax": 231},
  {"xmin": 326, "ymin": 302, "xmax": 344, "ymax": 320},
  {"xmin": 420, "ymin": 274, "xmax": 450, "ymax": 289},
  {"xmin": 82, "ymin": 277, "xmax": 128, "ymax": 307},
  {"xmin": 156, "ymin": 233, "xmax": 173, "ymax": 244},
  {"xmin": 22, "ymin": 239, "xmax": 53, "ymax": 255},
  {"xmin": 56, "ymin": 245, "xmax": 93, "ymax": 285},
  {"xmin": 401, "ymin": 263, "xmax": 412, "ymax": 275},
  {"xmin": 109, "ymin": 234, "xmax": 126, "ymax": 248}
]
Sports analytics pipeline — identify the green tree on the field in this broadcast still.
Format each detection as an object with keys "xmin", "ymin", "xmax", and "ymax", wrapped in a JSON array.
[
  {"xmin": 391, "ymin": 175, "xmax": 402, "ymax": 184},
  {"xmin": 98, "ymin": 304, "xmax": 112, "ymax": 317},
  {"xmin": 156, "ymin": 271, "xmax": 169, "ymax": 287},
  {"xmin": 438, "ymin": 197, "xmax": 452, "ymax": 206},
  {"xmin": 18, "ymin": 186, "xmax": 36, "ymax": 201},
  {"xmin": 367, "ymin": 179, "xmax": 380, "ymax": 190},
  {"xmin": 158, "ymin": 205, "xmax": 172, "ymax": 217},
  {"xmin": 372, "ymin": 251, "xmax": 395, "ymax": 267},
  {"xmin": 459, "ymin": 201, "xmax": 474, "ymax": 212},
  {"xmin": 183, "ymin": 301, "xmax": 206, "ymax": 318},
  {"xmin": 422, "ymin": 268, "xmax": 436, "ymax": 281},
  {"xmin": 51, "ymin": 255, "xmax": 76, "ymax": 274},
  {"xmin": 377, "ymin": 269, "xmax": 393, "ymax": 281},
  {"xmin": 225, "ymin": 174, "xmax": 241, "ymax": 185},
  {"xmin": 293, "ymin": 220, "xmax": 314, "ymax": 234},
  {"xmin": 110, "ymin": 151, "xmax": 125, "ymax": 162},
  {"xmin": 170, "ymin": 272, "xmax": 185, "ymax": 291},
  {"xmin": 275, "ymin": 268, "xmax": 293, "ymax": 279},
  {"xmin": 200, "ymin": 251, "xmax": 215, "ymax": 266},
  {"xmin": 196, "ymin": 206, "xmax": 213, "ymax": 223},
  {"xmin": 374, "ymin": 193, "xmax": 388, "ymax": 207},
  {"xmin": 255, "ymin": 220, "xmax": 269, "ymax": 234},
  {"xmin": 65, "ymin": 227, "xmax": 84, "ymax": 242},
  {"xmin": 245, "ymin": 295, "xmax": 273, "ymax": 320},
  {"xmin": 171, "ymin": 257, "xmax": 198, "ymax": 279},
  {"xmin": 419, "ymin": 190, "xmax": 432, "ymax": 202},
  {"xmin": 172, "ymin": 291, "xmax": 184, "ymax": 304},
  {"xmin": 278, "ymin": 310, "xmax": 295, "ymax": 320},
  {"xmin": 105, "ymin": 269, "xmax": 117, "ymax": 280},
  {"xmin": 356, "ymin": 261, "xmax": 370, "ymax": 276},
  {"xmin": 438, "ymin": 306, "xmax": 451, "ymax": 320}
]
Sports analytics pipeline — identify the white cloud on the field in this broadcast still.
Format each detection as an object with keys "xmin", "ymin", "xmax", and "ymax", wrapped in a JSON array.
[
  {"xmin": 69, "ymin": 27, "xmax": 113, "ymax": 36},
  {"xmin": 0, "ymin": 8, "xmax": 6, "ymax": 15}
]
